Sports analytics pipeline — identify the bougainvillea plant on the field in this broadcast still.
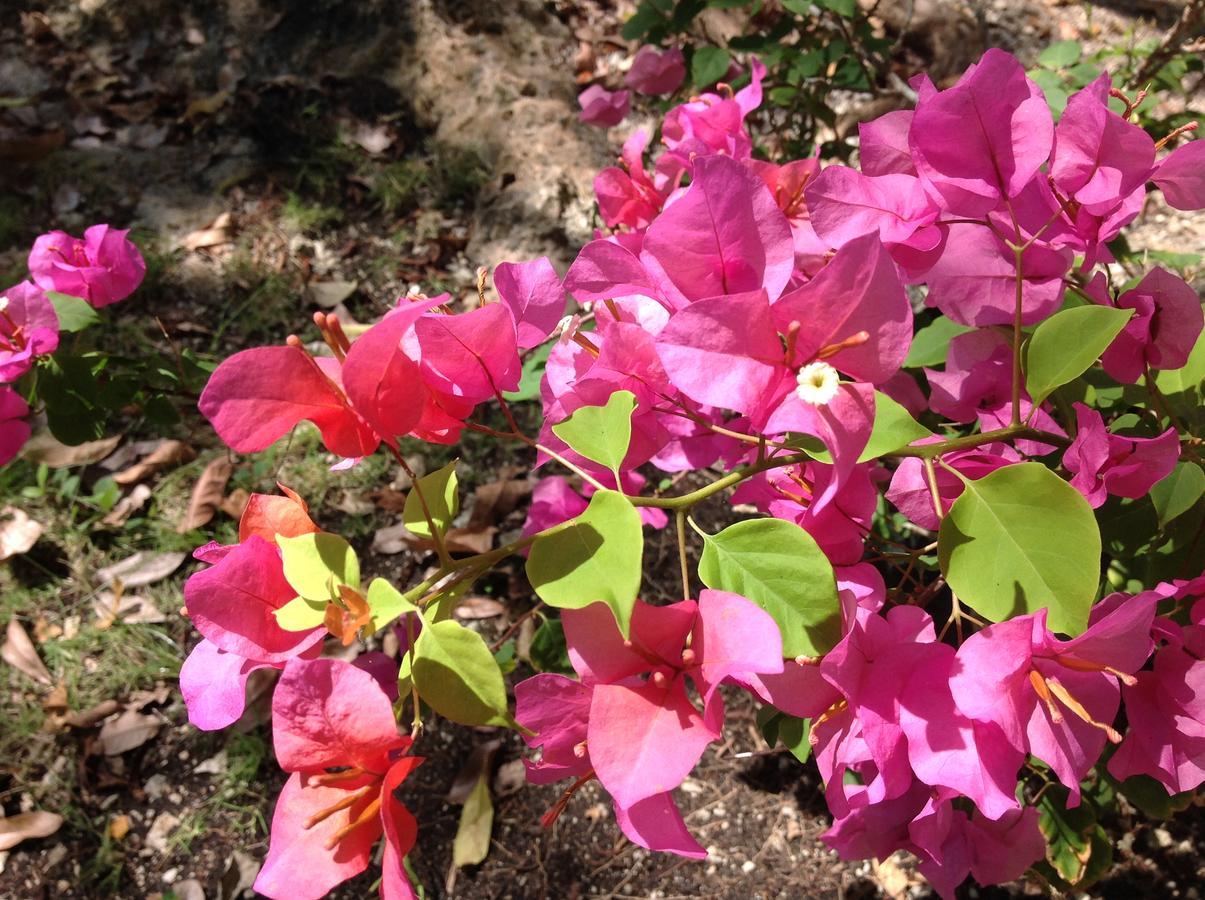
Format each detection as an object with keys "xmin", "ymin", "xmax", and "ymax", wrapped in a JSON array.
[{"xmin": 182, "ymin": 47, "xmax": 1204, "ymax": 898}]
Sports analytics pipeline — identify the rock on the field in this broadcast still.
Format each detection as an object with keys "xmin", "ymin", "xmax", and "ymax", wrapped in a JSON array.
[
  {"xmin": 143, "ymin": 774, "xmax": 168, "ymax": 799},
  {"xmin": 145, "ymin": 812, "xmax": 180, "ymax": 854}
]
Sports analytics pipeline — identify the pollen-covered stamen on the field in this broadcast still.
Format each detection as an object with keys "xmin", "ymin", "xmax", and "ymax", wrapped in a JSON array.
[
  {"xmin": 312, "ymin": 766, "xmax": 369, "ymax": 786},
  {"xmin": 1027, "ymin": 670, "xmax": 1064, "ymax": 724},
  {"xmin": 540, "ymin": 770, "xmax": 596, "ymax": 827},
  {"xmin": 1044, "ymin": 676, "xmax": 1124, "ymax": 743},
  {"xmin": 323, "ymin": 796, "xmax": 382, "ymax": 850},
  {"xmin": 795, "ymin": 361, "xmax": 840, "ymax": 406},
  {"xmin": 1053, "ymin": 655, "xmax": 1139, "ymax": 686},
  {"xmin": 810, "ymin": 697, "xmax": 849, "ymax": 745},
  {"xmin": 312, "ymin": 312, "xmax": 347, "ymax": 363},
  {"xmin": 817, "ymin": 330, "xmax": 870, "ymax": 360},
  {"xmin": 304, "ymin": 783, "xmax": 375, "ymax": 830},
  {"xmin": 569, "ymin": 328, "xmax": 601, "ymax": 358}
]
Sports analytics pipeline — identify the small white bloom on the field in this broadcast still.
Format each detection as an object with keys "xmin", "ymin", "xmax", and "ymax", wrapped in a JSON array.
[{"xmin": 795, "ymin": 361, "xmax": 840, "ymax": 405}]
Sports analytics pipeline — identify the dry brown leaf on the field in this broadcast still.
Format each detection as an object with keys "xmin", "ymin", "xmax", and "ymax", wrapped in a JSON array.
[
  {"xmin": 221, "ymin": 487, "xmax": 250, "ymax": 520},
  {"xmin": 369, "ymin": 487, "xmax": 408, "ymax": 512},
  {"xmin": 92, "ymin": 591, "xmax": 166, "ymax": 627},
  {"xmin": 0, "ymin": 506, "xmax": 43, "ymax": 560},
  {"xmin": 42, "ymin": 681, "xmax": 69, "ymax": 712},
  {"xmin": 183, "ymin": 89, "xmax": 231, "ymax": 122},
  {"xmin": 100, "ymin": 483, "xmax": 153, "ymax": 527},
  {"xmin": 372, "ymin": 522, "xmax": 497, "ymax": 557},
  {"xmin": 180, "ymin": 212, "xmax": 233, "ymax": 251},
  {"xmin": 108, "ymin": 814, "xmax": 130, "ymax": 841},
  {"xmin": 445, "ymin": 526, "xmax": 497, "ymax": 555},
  {"xmin": 96, "ymin": 551, "xmax": 186, "ymax": 589},
  {"xmin": 97, "ymin": 707, "xmax": 162, "ymax": 755},
  {"xmin": 60, "ymin": 699, "xmax": 121, "ymax": 729},
  {"xmin": 447, "ymin": 739, "xmax": 502, "ymax": 804},
  {"xmin": 179, "ymin": 456, "xmax": 233, "ymax": 532},
  {"xmin": 468, "ymin": 477, "xmax": 530, "ymax": 529},
  {"xmin": 32, "ymin": 616, "xmax": 61, "ymax": 643},
  {"xmin": 454, "ymin": 596, "xmax": 506, "ymax": 620},
  {"xmin": 20, "ymin": 431, "xmax": 121, "ymax": 467},
  {"xmin": 112, "ymin": 439, "xmax": 196, "ymax": 485},
  {"xmin": 0, "ymin": 810, "xmax": 64, "ymax": 851},
  {"xmin": 1, "ymin": 618, "xmax": 53, "ymax": 685}
]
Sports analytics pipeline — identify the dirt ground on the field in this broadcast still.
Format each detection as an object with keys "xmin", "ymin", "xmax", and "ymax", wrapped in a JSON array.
[{"xmin": 2, "ymin": 1, "xmax": 1204, "ymax": 899}]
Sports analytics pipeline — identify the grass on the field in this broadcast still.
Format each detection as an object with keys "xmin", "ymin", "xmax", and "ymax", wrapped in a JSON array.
[{"xmin": 280, "ymin": 192, "xmax": 342, "ymax": 234}]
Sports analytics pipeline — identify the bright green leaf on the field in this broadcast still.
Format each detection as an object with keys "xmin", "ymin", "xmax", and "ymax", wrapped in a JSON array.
[
  {"xmin": 1154, "ymin": 329, "xmax": 1205, "ymax": 395},
  {"xmin": 46, "ymin": 292, "xmax": 100, "ymax": 333},
  {"xmin": 551, "ymin": 390, "xmax": 636, "ymax": 481},
  {"xmin": 274, "ymin": 595, "xmax": 328, "ymax": 631},
  {"xmin": 526, "ymin": 490, "xmax": 643, "ymax": 636},
  {"xmin": 939, "ymin": 463, "xmax": 1101, "ymax": 635},
  {"xmin": 277, "ymin": 532, "xmax": 360, "ymax": 602},
  {"xmin": 697, "ymin": 518, "xmax": 841, "ymax": 658},
  {"xmin": 413, "ymin": 620, "xmax": 511, "ymax": 727},
  {"xmin": 691, "ymin": 46, "xmax": 731, "ymax": 88},
  {"xmin": 403, "ymin": 460, "xmax": 459, "ymax": 539},
  {"xmin": 1038, "ymin": 40, "xmax": 1081, "ymax": 69},
  {"xmin": 858, "ymin": 392, "xmax": 932, "ymax": 461},
  {"xmin": 1150, "ymin": 462, "xmax": 1204, "ymax": 529},
  {"xmin": 904, "ymin": 316, "xmax": 974, "ymax": 367},
  {"xmin": 1024, "ymin": 305, "xmax": 1133, "ymax": 406},
  {"xmin": 451, "ymin": 774, "xmax": 494, "ymax": 869},
  {"xmin": 365, "ymin": 577, "xmax": 418, "ymax": 632}
]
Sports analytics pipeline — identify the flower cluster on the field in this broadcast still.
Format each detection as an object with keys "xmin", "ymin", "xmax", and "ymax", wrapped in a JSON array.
[
  {"xmin": 186, "ymin": 46, "xmax": 1205, "ymax": 899},
  {"xmin": 0, "ymin": 225, "xmax": 145, "ymax": 464}
]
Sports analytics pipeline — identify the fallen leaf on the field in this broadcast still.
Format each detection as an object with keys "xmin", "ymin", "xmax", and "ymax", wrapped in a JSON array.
[
  {"xmin": 450, "ymin": 774, "xmax": 494, "ymax": 874},
  {"xmin": 307, "ymin": 280, "xmax": 358, "ymax": 309},
  {"xmin": 60, "ymin": 699, "xmax": 121, "ymax": 729},
  {"xmin": 0, "ymin": 811, "xmax": 64, "ymax": 851},
  {"xmin": 468, "ymin": 477, "xmax": 530, "ymax": 529},
  {"xmin": 369, "ymin": 487, "xmax": 408, "ymax": 512},
  {"xmin": 20, "ymin": 431, "xmax": 121, "ymax": 467},
  {"xmin": 371, "ymin": 522, "xmax": 496, "ymax": 557},
  {"xmin": 101, "ymin": 484, "xmax": 153, "ymax": 527},
  {"xmin": 445, "ymin": 526, "xmax": 497, "ymax": 555},
  {"xmin": 126, "ymin": 684, "xmax": 172, "ymax": 709},
  {"xmin": 144, "ymin": 811, "xmax": 180, "ymax": 853},
  {"xmin": 42, "ymin": 681, "xmax": 68, "ymax": 712},
  {"xmin": 112, "ymin": 439, "xmax": 196, "ymax": 484},
  {"xmin": 178, "ymin": 456, "xmax": 233, "ymax": 532},
  {"xmin": 0, "ymin": 507, "xmax": 43, "ymax": 560},
  {"xmin": 493, "ymin": 758, "xmax": 527, "ymax": 797},
  {"xmin": 194, "ymin": 750, "xmax": 228, "ymax": 776},
  {"xmin": 1, "ymin": 619, "xmax": 53, "ymax": 685},
  {"xmin": 92, "ymin": 591, "xmax": 166, "ymax": 627},
  {"xmin": 96, "ymin": 551, "xmax": 186, "ymax": 588},
  {"xmin": 220, "ymin": 488, "xmax": 250, "ymax": 520},
  {"xmin": 108, "ymin": 814, "xmax": 130, "ymax": 841},
  {"xmin": 372, "ymin": 521, "xmax": 412, "ymax": 556},
  {"xmin": 183, "ymin": 89, "xmax": 231, "ymax": 122},
  {"xmin": 97, "ymin": 707, "xmax": 162, "ymax": 755},
  {"xmin": 454, "ymin": 596, "xmax": 506, "ymax": 620},
  {"xmin": 180, "ymin": 212, "xmax": 232, "ymax": 251}
]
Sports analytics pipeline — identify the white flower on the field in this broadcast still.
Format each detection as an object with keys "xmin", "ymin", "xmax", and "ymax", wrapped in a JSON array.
[{"xmin": 795, "ymin": 361, "xmax": 840, "ymax": 406}]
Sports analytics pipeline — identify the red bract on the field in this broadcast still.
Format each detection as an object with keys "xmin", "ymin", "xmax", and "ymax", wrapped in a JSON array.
[
  {"xmin": 28, "ymin": 224, "xmax": 145, "ymax": 308},
  {"xmin": 0, "ymin": 386, "xmax": 30, "ymax": 466},
  {"xmin": 255, "ymin": 658, "xmax": 422, "ymax": 900}
]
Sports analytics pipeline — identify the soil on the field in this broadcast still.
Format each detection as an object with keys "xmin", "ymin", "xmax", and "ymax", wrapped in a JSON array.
[{"xmin": 1, "ymin": 1, "xmax": 1204, "ymax": 899}]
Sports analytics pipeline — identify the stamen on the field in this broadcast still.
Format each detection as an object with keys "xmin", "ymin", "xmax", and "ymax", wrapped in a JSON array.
[
  {"xmin": 810, "ymin": 697, "xmax": 849, "ymax": 743},
  {"xmin": 1053, "ymin": 656, "xmax": 1139, "ymax": 686},
  {"xmin": 1028, "ymin": 670, "xmax": 1063, "ymax": 724},
  {"xmin": 817, "ymin": 331, "xmax": 870, "ymax": 359},
  {"xmin": 783, "ymin": 320, "xmax": 801, "ymax": 367},
  {"xmin": 569, "ymin": 329, "xmax": 600, "ymax": 357},
  {"xmin": 1044, "ymin": 677, "xmax": 1123, "ymax": 743},
  {"xmin": 650, "ymin": 671, "xmax": 669, "ymax": 689},
  {"xmin": 680, "ymin": 648, "xmax": 696, "ymax": 667},
  {"xmin": 312, "ymin": 767, "xmax": 367, "ymax": 785},
  {"xmin": 324, "ymin": 796, "xmax": 382, "ymax": 850},
  {"xmin": 572, "ymin": 741, "xmax": 588, "ymax": 759},
  {"xmin": 326, "ymin": 313, "xmax": 352, "ymax": 356},
  {"xmin": 304, "ymin": 784, "xmax": 374, "ymax": 830},
  {"xmin": 1155, "ymin": 121, "xmax": 1198, "ymax": 151},
  {"xmin": 476, "ymin": 267, "xmax": 489, "ymax": 306}
]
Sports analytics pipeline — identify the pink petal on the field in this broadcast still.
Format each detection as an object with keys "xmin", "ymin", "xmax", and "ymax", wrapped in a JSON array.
[
  {"xmin": 415, "ymin": 304, "xmax": 521, "ymax": 402},
  {"xmin": 805, "ymin": 169, "xmax": 938, "ymax": 248},
  {"xmin": 1152, "ymin": 139, "xmax": 1205, "ymax": 210},
  {"xmin": 199, "ymin": 345, "xmax": 379, "ymax": 458},
  {"xmin": 579, "ymin": 85, "xmax": 630, "ymax": 127},
  {"xmin": 563, "ymin": 239, "xmax": 662, "ymax": 305},
  {"xmin": 272, "ymin": 657, "xmax": 408, "ymax": 773},
  {"xmin": 859, "ymin": 110, "xmax": 916, "ymax": 176},
  {"xmin": 493, "ymin": 257, "xmax": 567, "ymax": 349},
  {"xmin": 624, "ymin": 46, "xmax": 686, "ymax": 96},
  {"xmin": 253, "ymin": 771, "xmax": 383, "ymax": 900},
  {"xmin": 614, "ymin": 792, "xmax": 706, "ymax": 858},
  {"xmin": 694, "ymin": 589, "xmax": 784, "ymax": 698},
  {"xmin": 380, "ymin": 756, "xmax": 423, "ymax": 900},
  {"xmin": 588, "ymin": 675, "xmax": 718, "ymax": 808},
  {"xmin": 179, "ymin": 639, "xmax": 277, "ymax": 731},
  {"xmin": 513, "ymin": 673, "xmax": 593, "ymax": 783}
]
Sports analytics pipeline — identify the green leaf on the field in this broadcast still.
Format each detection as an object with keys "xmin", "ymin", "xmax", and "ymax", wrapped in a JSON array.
[
  {"xmin": 697, "ymin": 518, "xmax": 841, "ymax": 658},
  {"xmin": 815, "ymin": 0, "xmax": 857, "ymax": 16},
  {"xmin": 503, "ymin": 343, "xmax": 551, "ymax": 403},
  {"xmin": 451, "ymin": 773, "xmax": 494, "ymax": 869},
  {"xmin": 46, "ymin": 292, "xmax": 100, "ymax": 332},
  {"xmin": 1150, "ymin": 462, "xmax": 1204, "ymax": 528},
  {"xmin": 403, "ymin": 460, "xmax": 459, "ymax": 539},
  {"xmin": 277, "ymin": 532, "xmax": 360, "ymax": 602},
  {"xmin": 1154, "ymin": 330, "xmax": 1205, "ymax": 395},
  {"xmin": 1038, "ymin": 40, "xmax": 1082, "ymax": 69},
  {"xmin": 938, "ymin": 463, "xmax": 1101, "ymax": 635},
  {"xmin": 528, "ymin": 617, "xmax": 573, "ymax": 674},
  {"xmin": 550, "ymin": 390, "xmax": 636, "ymax": 481},
  {"xmin": 1024, "ymin": 305, "xmax": 1133, "ymax": 407},
  {"xmin": 38, "ymin": 355, "xmax": 108, "ymax": 445},
  {"xmin": 413, "ymin": 620, "xmax": 511, "ymax": 727},
  {"xmin": 757, "ymin": 708, "xmax": 812, "ymax": 764},
  {"xmin": 622, "ymin": 3, "xmax": 664, "ymax": 40},
  {"xmin": 691, "ymin": 46, "xmax": 731, "ymax": 88},
  {"xmin": 365, "ymin": 577, "xmax": 418, "ymax": 632},
  {"xmin": 1036, "ymin": 785, "xmax": 1109, "ymax": 889},
  {"xmin": 526, "ymin": 489, "xmax": 643, "ymax": 636},
  {"xmin": 274, "ymin": 595, "xmax": 328, "ymax": 631},
  {"xmin": 858, "ymin": 391, "xmax": 932, "ymax": 461},
  {"xmin": 1115, "ymin": 773, "xmax": 1195, "ymax": 819},
  {"xmin": 904, "ymin": 316, "xmax": 974, "ymax": 367},
  {"xmin": 1029, "ymin": 68, "xmax": 1070, "ymax": 117}
]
